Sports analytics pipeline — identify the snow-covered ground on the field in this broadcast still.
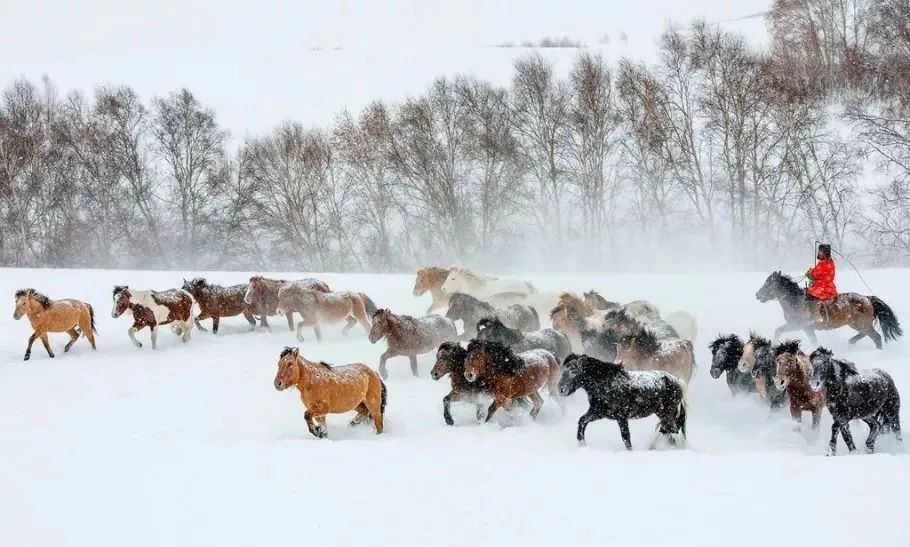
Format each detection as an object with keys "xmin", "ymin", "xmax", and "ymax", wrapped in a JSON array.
[{"xmin": 0, "ymin": 267, "xmax": 907, "ymax": 547}]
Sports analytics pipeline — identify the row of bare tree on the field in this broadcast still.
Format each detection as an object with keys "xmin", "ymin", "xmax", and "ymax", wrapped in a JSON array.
[{"xmin": 1, "ymin": 1, "xmax": 909, "ymax": 271}]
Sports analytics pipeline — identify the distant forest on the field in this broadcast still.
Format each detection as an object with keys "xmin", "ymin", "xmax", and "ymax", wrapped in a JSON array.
[{"xmin": 1, "ymin": 0, "xmax": 909, "ymax": 272}]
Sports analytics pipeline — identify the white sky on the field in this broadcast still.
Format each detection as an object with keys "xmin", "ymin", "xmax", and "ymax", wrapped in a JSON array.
[{"xmin": 0, "ymin": 0, "xmax": 768, "ymax": 140}]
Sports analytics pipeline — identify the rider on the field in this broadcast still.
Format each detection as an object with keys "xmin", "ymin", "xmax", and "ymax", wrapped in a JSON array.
[{"xmin": 805, "ymin": 243, "xmax": 838, "ymax": 321}]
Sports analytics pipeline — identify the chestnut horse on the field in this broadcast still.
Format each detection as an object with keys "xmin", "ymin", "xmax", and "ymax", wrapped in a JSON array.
[
  {"xmin": 773, "ymin": 340, "xmax": 826, "ymax": 430},
  {"xmin": 112, "ymin": 286, "xmax": 194, "ymax": 349},
  {"xmin": 273, "ymin": 347, "xmax": 387, "ymax": 438},
  {"xmin": 413, "ymin": 266, "xmax": 451, "ymax": 313},
  {"xmin": 463, "ymin": 339, "xmax": 563, "ymax": 422},
  {"xmin": 275, "ymin": 283, "xmax": 372, "ymax": 342},
  {"xmin": 182, "ymin": 278, "xmax": 256, "ymax": 333},
  {"xmin": 13, "ymin": 289, "xmax": 97, "ymax": 361},
  {"xmin": 368, "ymin": 309, "xmax": 457, "ymax": 379},
  {"xmin": 243, "ymin": 276, "xmax": 331, "ymax": 331}
]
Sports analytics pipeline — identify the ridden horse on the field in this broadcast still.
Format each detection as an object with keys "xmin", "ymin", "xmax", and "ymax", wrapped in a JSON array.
[
  {"xmin": 111, "ymin": 286, "xmax": 194, "ymax": 349},
  {"xmin": 463, "ymin": 339, "xmax": 563, "ymax": 422},
  {"xmin": 243, "ymin": 276, "xmax": 331, "ymax": 331},
  {"xmin": 368, "ymin": 309, "xmax": 458, "ymax": 379},
  {"xmin": 708, "ymin": 334, "xmax": 755, "ymax": 396},
  {"xmin": 440, "ymin": 268, "xmax": 536, "ymax": 300},
  {"xmin": 558, "ymin": 354, "xmax": 687, "ymax": 450},
  {"xmin": 755, "ymin": 271, "xmax": 902, "ymax": 348},
  {"xmin": 273, "ymin": 347, "xmax": 387, "ymax": 438},
  {"xmin": 810, "ymin": 347, "xmax": 902, "ymax": 455},
  {"xmin": 773, "ymin": 340, "xmax": 826, "ymax": 430},
  {"xmin": 736, "ymin": 333, "xmax": 788, "ymax": 409},
  {"xmin": 275, "ymin": 283, "xmax": 372, "ymax": 342},
  {"xmin": 445, "ymin": 292, "xmax": 539, "ymax": 338},
  {"xmin": 413, "ymin": 267, "xmax": 452, "ymax": 313},
  {"xmin": 476, "ymin": 316, "xmax": 572, "ymax": 363},
  {"xmin": 583, "ymin": 290, "xmax": 620, "ymax": 311},
  {"xmin": 581, "ymin": 328, "xmax": 695, "ymax": 384},
  {"xmin": 182, "ymin": 278, "xmax": 256, "ymax": 333},
  {"xmin": 13, "ymin": 289, "xmax": 97, "ymax": 361}
]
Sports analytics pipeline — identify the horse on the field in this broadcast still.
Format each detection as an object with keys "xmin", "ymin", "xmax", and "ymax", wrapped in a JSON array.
[
  {"xmin": 445, "ymin": 292, "xmax": 539, "ymax": 339},
  {"xmin": 665, "ymin": 311, "xmax": 698, "ymax": 342},
  {"xmin": 708, "ymin": 334, "xmax": 755, "ymax": 396},
  {"xmin": 773, "ymin": 340, "xmax": 826, "ymax": 430},
  {"xmin": 413, "ymin": 266, "xmax": 451, "ymax": 313},
  {"xmin": 440, "ymin": 267, "xmax": 536, "ymax": 300},
  {"xmin": 476, "ymin": 316, "xmax": 572, "ymax": 363},
  {"xmin": 368, "ymin": 309, "xmax": 458, "ymax": 379},
  {"xmin": 550, "ymin": 305, "xmax": 606, "ymax": 353},
  {"xmin": 275, "ymin": 283, "xmax": 372, "ymax": 342},
  {"xmin": 273, "ymin": 347, "xmax": 387, "ymax": 438},
  {"xmin": 583, "ymin": 290, "xmax": 620, "ymax": 311},
  {"xmin": 736, "ymin": 333, "xmax": 788, "ymax": 409},
  {"xmin": 13, "ymin": 289, "xmax": 97, "ymax": 361},
  {"xmin": 581, "ymin": 328, "xmax": 695, "ymax": 384},
  {"xmin": 181, "ymin": 278, "xmax": 256, "ymax": 333},
  {"xmin": 463, "ymin": 339, "xmax": 562, "ymax": 422},
  {"xmin": 112, "ymin": 286, "xmax": 194, "ymax": 349},
  {"xmin": 556, "ymin": 292, "xmax": 597, "ymax": 317},
  {"xmin": 755, "ymin": 271, "xmax": 902, "ymax": 348},
  {"xmin": 243, "ymin": 276, "xmax": 331, "ymax": 331},
  {"xmin": 558, "ymin": 354, "xmax": 687, "ymax": 450},
  {"xmin": 623, "ymin": 300, "xmax": 661, "ymax": 322},
  {"xmin": 599, "ymin": 308, "xmax": 678, "ymax": 340},
  {"xmin": 809, "ymin": 347, "xmax": 902, "ymax": 455}
]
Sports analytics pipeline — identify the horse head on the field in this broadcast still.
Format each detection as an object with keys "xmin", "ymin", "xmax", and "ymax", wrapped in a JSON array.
[
  {"xmin": 431, "ymin": 342, "xmax": 466, "ymax": 381},
  {"xmin": 244, "ymin": 277, "xmax": 263, "ymax": 305},
  {"xmin": 709, "ymin": 334, "xmax": 742, "ymax": 379},
  {"xmin": 755, "ymin": 272, "xmax": 781, "ymax": 303},
  {"xmin": 368, "ymin": 309, "xmax": 391, "ymax": 343},
  {"xmin": 111, "ymin": 286, "xmax": 131, "ymax": 318},
  {"xmin": 773, "ymin": 342, "xmax": 803, "ymax": 391},
  {"xmin": 274, "ymin": 346, "xmax": 301, "ymax": 390},
  {"xmin": 737, "ymin": 333, "xmax": 768, "ymax": 374}
]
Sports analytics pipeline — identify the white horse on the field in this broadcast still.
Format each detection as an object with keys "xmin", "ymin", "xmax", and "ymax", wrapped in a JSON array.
[{"xmin": 440, "ymin": 268, "xmax": 536, "ymax": 301}]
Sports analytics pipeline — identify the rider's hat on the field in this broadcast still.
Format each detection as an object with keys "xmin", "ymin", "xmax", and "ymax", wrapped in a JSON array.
[{"xmin": 817, "ymin": 243, "xmax": 832, "ymax": 257}]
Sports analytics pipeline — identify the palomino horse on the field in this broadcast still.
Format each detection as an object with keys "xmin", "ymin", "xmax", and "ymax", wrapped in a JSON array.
[
  {"xmin": 756, "ymin": 271, "xmax": 902, "ymax": 348},
  {"xmin": 112, "ymin": 286, "xmax": 194, "ymax": 349},
  {"xmin": 13, "ymin": 289, "xmax": 97, "ymax": 361},
  {"xmin": 440, "ymin": 267, "xmax": 536, "ymax": 301},
  {"xmin": 773, "ymin": 340, "xmax": 825, "ymax": 430},
  {"xmin": 275, "ymin": 283, "xmax": 372, "ymax": 342},
  {"xmin": 463, "ymin": 339, "xmax": 563, "ymax": 422},
  {"xmin": 273, "ymin": 347, "xmax": 387, "ymax": 438},
  {"xmin": 559, "ymin": 355, "xmax": 687, "ymax": 450},
  {"xmin": 182, "ymin": 278, "xmax": 256, "ymax": 333},
  {"xmin": 243, "ymin": 276, "xmax": 331, "ymax": 331},
  {"xmin": 368, "ymin": 309, "xmax": 458, "ymax": 379},
  {"xmin": 413, "ymin": 267, "xmax": 451, "ymax": 313}
]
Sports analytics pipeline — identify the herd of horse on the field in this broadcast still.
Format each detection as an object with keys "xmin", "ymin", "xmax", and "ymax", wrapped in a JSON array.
[{"xmin": 9, "ymin": 267, "xmax": 905, "ymax": 455}]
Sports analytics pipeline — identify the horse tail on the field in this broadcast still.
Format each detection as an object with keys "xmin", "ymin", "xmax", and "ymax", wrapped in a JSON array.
[
  {"xmin": 878, "ymin": 373, "xmax": 901, "ymax": 435},
  {"xmin": 359, "ymin": 293, "xmax": 378, "ymax": 317},
  {"xmin": 675, "ymin": 377, "xmax": 688, "ymax": 440},
  {"xmin": 87, "ymin": 303, "xmax": 97, "ymax": 334},
  {"xmin": 529, "ymin": 306, "xmax": 540, "ymax": 328},
  {"xmin": 380, "ymin": 378, "xmax": 388, "ymax": 417},
  {"xmin": 870, "ymin": 296, "xmax": 903, "ymax": 342}
]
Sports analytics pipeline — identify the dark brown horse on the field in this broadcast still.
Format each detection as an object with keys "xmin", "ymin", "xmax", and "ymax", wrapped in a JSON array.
[
  {"xmin": 756, "ymin": 271, "xmax": 902, "ymax": 348},
  {"xmin": 182, "ymin": 278, "xmax": 256, "ymax": 333},
  {"xmin": 368, "ymin": 309, "xmax": 458, "ymax": 379},
  {"xmin": 773, "ymin": 340, "xmax": 826, "ymax": 430},
  {"xmin": 243, "ymin": 276, "xmax": 330, "ymax": 331}
]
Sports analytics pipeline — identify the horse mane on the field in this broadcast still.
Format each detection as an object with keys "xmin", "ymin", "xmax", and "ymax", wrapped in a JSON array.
[
  {"xmin": 317, "ymin": 361, "xmax": 333, "ymax": 370},
  {"xmin": 437, "ymin": 341, "xmax": 468, "ymax": 373},
  {"xmin": 467, "ymin": 339, "xmax": 524, "ymax": 374},
  {"xmin": 419, "ymin": 266, "xmax": 450, "ymax": 281},
  {"xmin": 279, "ymin": 347, "xmax": 297, "ymax": 358},
  {"xmin": 709, "ymin": 333, "xmax": 742, "ymax": 353},
  {"xmin": 450, "ymin": 267, "xmax": 497, "ymax": 282},
  {"xmin": 605, "ymin": 308, "xmax": 644, "ymax": 331},
  {"xmin": 557, "ymin": 292, "xmax": 591, "ymax": 315},
  {"xmin": 578, "ymin": 355, "xmax": 629, "ymax": 380},
  {"xmin": 626, "ymin": 328, "xmax": 661, "ymax": 354},
  {"xmin": 449, "ymin": 292, "xmax": 492, "ymax": 312},
  {"xmin": 771, "ymin": 271, "xmax": 804, "ymax": 298},
  {"xmin": 372, "ymin": 308, "xmax": 390, "ymax": 319},
  {"xmin": 836, "ymin": 358, "xmax": 859, "ymax": 376},
  {"xmin": 774, "ymin": 339, "xmax": 802, "ymax": 356},
  {"xmin": 15, "ymin": 288, "xmax": 51, "ymax": 309},
  {"xmin": 747, "ymin": 332, "xmax": 771, "ymax": 349}
]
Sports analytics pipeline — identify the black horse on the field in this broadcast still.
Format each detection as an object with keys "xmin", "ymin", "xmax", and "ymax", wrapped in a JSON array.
[
  {"xmin": 755, "ymin": 271, "xmax": 902, "ymax": 348},
  {"xmin": 445, "ymin": 292, "xmax": 539, "ymax": 339},
  {"xmin": 809, "ymin": 347, "xmax": 902, "ymax": 455},
  {"xmin": 475, "ymin": 316, "xmax": 571, "ymax": 363},
  {"xmin": 708, "ymin": 334, "xmax": 755, "ymax": 396},
  {"xmin": 557, "ymin": 354, "xmax": 687, "ymax": 450}
]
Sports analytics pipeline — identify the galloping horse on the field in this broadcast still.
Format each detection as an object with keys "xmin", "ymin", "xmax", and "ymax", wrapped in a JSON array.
[
  {"xmin": 413, "ymin": 267, "xmax": 452, "ymax": 313},
  {"xmin": 756, "ymin": 271, "xmax": 902, "ymax": 348},
  {"xmin": 13, "ymin": 289, "xmax": 97, "ymax": 360}
]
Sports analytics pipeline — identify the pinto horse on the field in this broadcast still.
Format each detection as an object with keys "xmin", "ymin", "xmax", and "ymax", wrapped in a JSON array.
[
  {"xmin": 13, "ymin": 289, "xmax": 97, "ymax": 361},
  {"xmin": 368, "ymin": 309, "xmax": 458, "ymax": 379},
  {"xmin": 112, "ymin": 286, "xmax": 194, "ymax": 349},
  {"xmin": 756, "ymin": 271, "xmax": 902, "ymax": 348},
  {"xmin": 182, "ymin": 278, "xmax": 256, "ymax": 333},
  {"xmin": 274, "ymin": 347, "xmax": 387, "ymax": 438},
  {"xmin": 243, "ymin": 276, "xmax": 330, "ymax": 331},
  {"xmin": 413, "ymin": 267, "xmax": 451, "ymax": 313}
]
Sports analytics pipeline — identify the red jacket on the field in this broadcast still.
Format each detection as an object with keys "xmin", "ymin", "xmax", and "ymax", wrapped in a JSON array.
[{"xmin": 807, "ymin": 258, "xmax": 838, "ymax": 300}]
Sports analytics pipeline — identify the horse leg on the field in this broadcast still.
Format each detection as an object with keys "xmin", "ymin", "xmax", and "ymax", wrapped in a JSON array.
[
  {"xmin": 78, "ymin": 314, "xmax": 96, "ymax": 350},
  {"xmin": 38, "ymin": 333, "xmax": 55, "ymax": 358},
  {"xmin": 243, "ymin": 310, "xmax": 257, "ymax": 331},
  {"xmin": 527, "ymin": 391, "xmax": 544, "ymax": 420},
  {"xmin": 342, "ymin": 317, "xmax": 356, "ymax": 336},
  {"xmin": 150, "ymin": 326, "xmax": 158, "ymax": 350},
  {"xmin": 312, "ymin": 322, "xmax": 322, "ymax": 342},
  {"xmin": 442, "ymin": 391, "xmax": 462, "ymax": 425},
  {"xmin": 576, "ymin": 408, "xmax": 604, "ymax": 446},
  {"xmin": 364, "ymin": 393, "xmax": 384, "ymax": 434},
  {"xmin": 304, "ymin": 410, "xmax": 325, "ymax": 439},
  {"xmin": 811, "ymin": 408, "xmax": 822, "ymax": 431},
  {"xmin": 617, "ymin": 418, "xmax": 633, "ymax": 451},
  {"xmin": 378, "ymin": 351, "xmax": 391, "ymax": 380},
  {"xmin": 828, "ymin": 422, "xmax": 840, "ymax": 456},
  {"xmin": 484, "ymin": 399, "xmax": 503, "ymax": 423},
  {"xmin": 194, "ymin": 313, "xmax": 210, "ymax": 333},
  {"xmin": 840, "ymin": 423, "xmax": 856, "ymax": 453},
  {"xmin": 23, "ymin": 332, "xmax": 38, "ymax": 361},
  {"xmin": 286, "ymin": 312, "xmax": 295, "ymax": 332},
  {"xmin": 350, "ymin": 403, "xmax": 370, "ymax": 426},
  {"xmin": 127, "ymin": 326, "xmax": 143, "ymax": 349},
  {"xmin": 259, "ymin": 306, "xmax": 270, "ymax": 330},
  {"xmin": 868, "ymin": 329, "xmax": 883, "ymax": 350},
  {"xmin": 863, "ymin": 418, "xmax": 881, "ymax": 453},
  {"xmin": 64, "ymin": 328, "xmax": 80, "ymax": 352},
  {"xmin": 848, "ymin": 331, "xmax": 866, "ymax": 346},
  {"xmin": 295, "ymin": 320, "xmax": 307, "ymax": 343},
  {"xmin": 211, "ymin": 316, "xmax": 220, "ymax": 335},
  {"xmin": 409, "ymin": 354, "xmax": 419, "ymax": 377},
  {"xmin": 803, "ymin": 327, "xmax": 817, "ymax": 344}
]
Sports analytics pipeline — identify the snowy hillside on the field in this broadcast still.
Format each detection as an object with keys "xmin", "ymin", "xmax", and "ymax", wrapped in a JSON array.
[{"xmin": 0, "ymin": 267, "xmax": 907, "ymax": 546}]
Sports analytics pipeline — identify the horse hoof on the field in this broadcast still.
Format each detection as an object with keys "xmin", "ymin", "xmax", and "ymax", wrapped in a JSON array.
[
  {"xmin": 577, "ymin": 439, "xmax": 586, "ymax": 447},
  {"xmin": 49, "ymin": 354, "xmax": 55, "ymax": 359},
  {"xmin": 23, "ymin": 354, "xmax": 30, "ymax": 361}
]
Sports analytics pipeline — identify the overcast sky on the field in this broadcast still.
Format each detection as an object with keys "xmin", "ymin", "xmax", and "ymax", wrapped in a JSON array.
[{"xmin": 0, "ymin": 0, "xmax": 767, "ymax": 139}]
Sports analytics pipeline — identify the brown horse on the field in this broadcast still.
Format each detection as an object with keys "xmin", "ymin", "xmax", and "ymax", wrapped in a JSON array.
[
  {"xmin": 243, "ymin": 276, "xmax": 331, "ymax": 331},
  {"xmin": 112, "ymin": 286, "xmax": 194, "ymax": 349},
  {"xmin": 182, "ymin": 278, "xmax": 257, "ymax": 333},
  {"xmin": 610, "ymin": 330, "xmax": 695, "ymax": 385},
  {"xmin": 556, "ymin": 292, "xmax": 597, "ymax": 317},
  {"xmin": 13, "ymin": 289, "xmax": 97, "ymax": 361},
  {"xmin": 413, "ymin": 267, "xmax": 451, "ymax": 313},
  {"xmin": 550, "ymin": 305, "xmax": 605, "ymax": 353},
  {"xmin": 773, "ymin": 340, "xmax": 826, "ymax": 430},
  {"xmin": 463, "ymin": 340, "xmax": 563, "ymax": 422},
  {"xmin": 273, "ymin": 347, "xmax": 387, "ymax": 438},
  {"xmin": 368, "ymin": 309, "xmax": 457, "ymax": 379},
  {"xmin": 275, "ymin": 283, "xmax": 372, "ymax": 342}
]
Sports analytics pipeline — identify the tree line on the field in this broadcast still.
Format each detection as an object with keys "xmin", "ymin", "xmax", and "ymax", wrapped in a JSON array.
[{"xmin": 2, "ymin": 0, "xmax": 909, "ymax": 272}]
